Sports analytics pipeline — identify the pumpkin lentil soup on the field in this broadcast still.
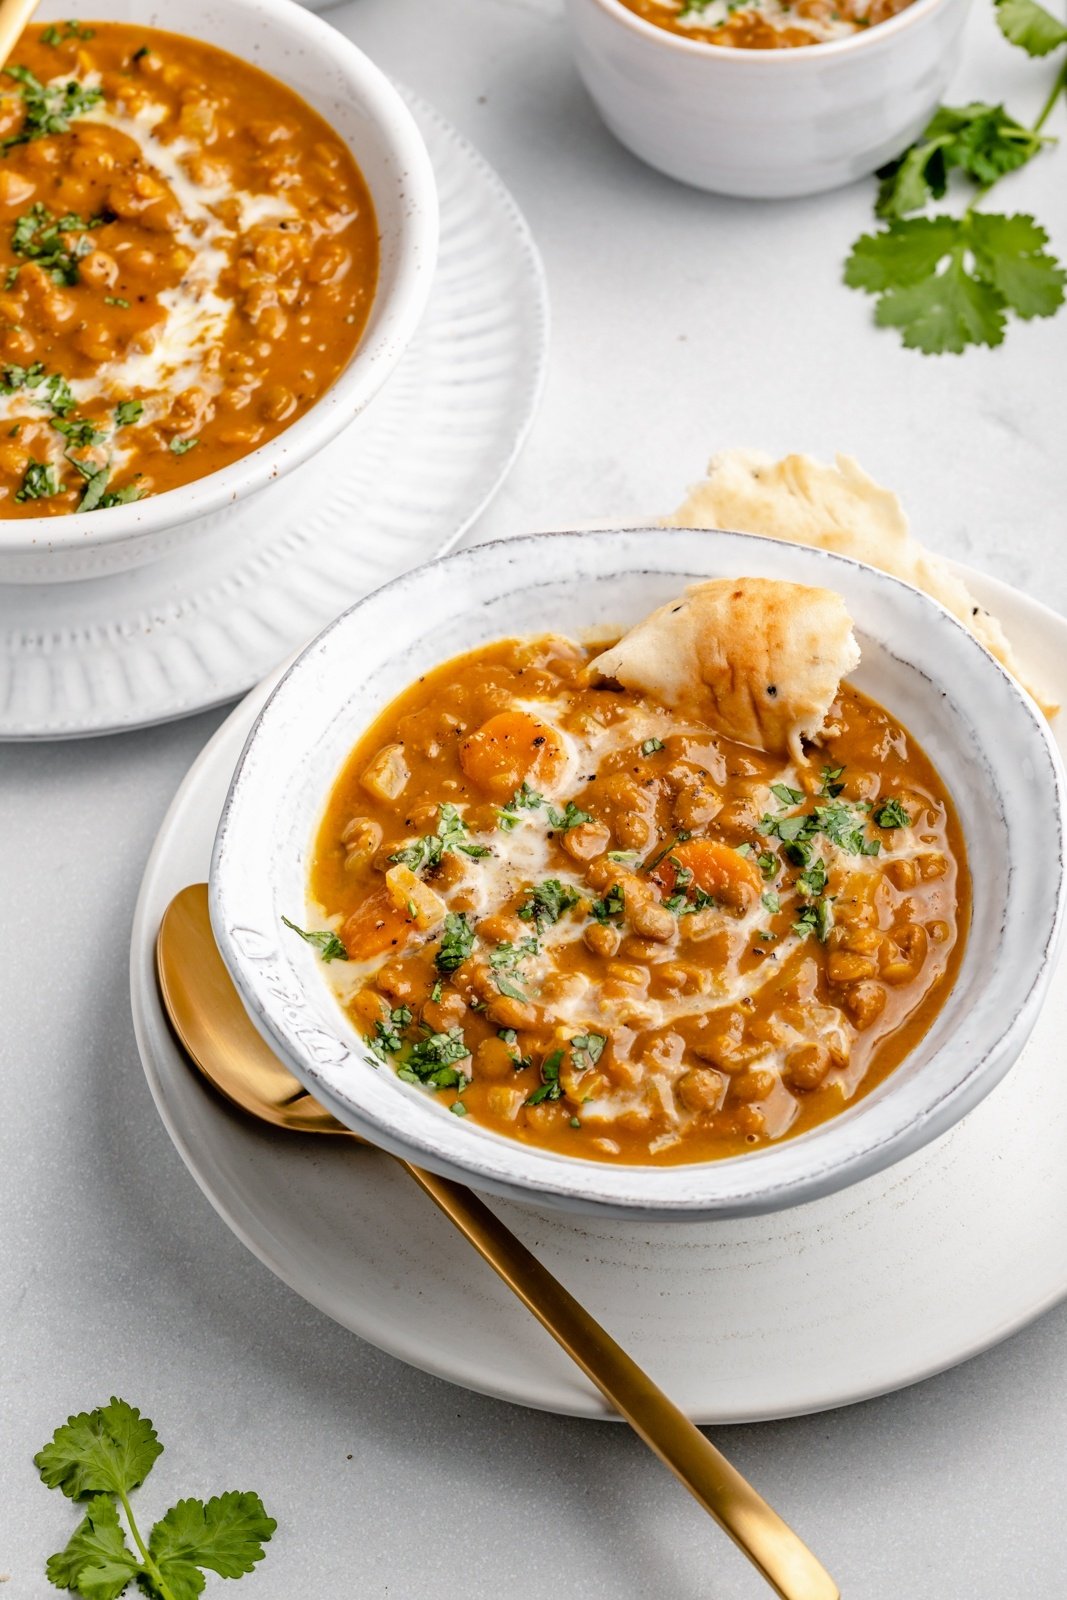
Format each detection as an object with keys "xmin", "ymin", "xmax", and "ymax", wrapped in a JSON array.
[
  {"xmin": 617, "ymin": 0, "xmax": 916, "ymax": 49},
  {"xmin": 0, "ymin": 22, "xmax": 377, "ymax": 516},
  {"xmin": 298, "ymin": 621, "xmax": 968, "ymax": 1167}
]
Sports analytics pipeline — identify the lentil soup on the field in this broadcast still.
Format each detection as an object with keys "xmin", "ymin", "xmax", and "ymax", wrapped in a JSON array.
[
  {"xmin": 616, "ymin": 0, "xmax": 916, "ymax": 48},
  {"xmin": 0, "ymin": 22, "xmax": 378, "ymax": 517},
  {"xmin": 301, "ymin": 633, "xmax": 969, "ymax": 1167}
]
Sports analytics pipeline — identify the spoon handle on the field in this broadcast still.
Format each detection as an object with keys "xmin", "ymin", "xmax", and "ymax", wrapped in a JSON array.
[
  {"xmin": 0, "ymin": 0, "xmax": 40, "ymax": 68},
  {"xmin": 402, "ymin": 1161, "xmax": 838, "ymax": 1600}
]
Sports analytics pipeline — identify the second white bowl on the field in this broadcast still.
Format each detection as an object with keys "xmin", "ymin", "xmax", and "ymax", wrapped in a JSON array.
[{"xmin": 564, "ymin": 0, "xmax": 973, "ymax": 198}]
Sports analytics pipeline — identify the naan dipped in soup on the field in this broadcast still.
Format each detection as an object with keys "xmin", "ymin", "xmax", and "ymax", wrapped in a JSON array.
[{"xmin": 298, "ymin": 580, "xmax": 969, "ymax": 1166}]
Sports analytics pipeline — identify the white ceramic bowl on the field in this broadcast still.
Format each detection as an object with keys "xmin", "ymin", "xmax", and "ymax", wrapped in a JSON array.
[
  {"xmin": 563, "ymin": 0, "xmax": 972, "ymax": 198},
  {"xmin": 210, "ymin": 528, "xmax": 1066, "ymax": 1219},
  {"xmin": 0, "ymin": 0, "xmax": 438, "ymax": 583}
]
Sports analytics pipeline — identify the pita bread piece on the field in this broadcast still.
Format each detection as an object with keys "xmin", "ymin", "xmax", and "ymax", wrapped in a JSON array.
[
  {"xmin": 666, "ymin": 448, "xmax": 1057, "ymax": 717},
  {"xmin": 590, "ymin": 577, "xmax": 860, "ymax": 763}
]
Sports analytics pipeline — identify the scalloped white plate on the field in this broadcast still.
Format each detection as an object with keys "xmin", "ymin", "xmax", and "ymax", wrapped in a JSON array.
[
  {"xmin": 0, "ymin": 89, "xmax": 547, "ymax": 739},
  {"xmin": 131, "ymin": 559, "xmax": 1067, "ymax": 1422}
]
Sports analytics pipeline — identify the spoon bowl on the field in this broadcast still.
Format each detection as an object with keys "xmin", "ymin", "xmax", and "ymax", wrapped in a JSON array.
[{"xmin": 155, "ymin": 882, "xmax": 839, "ymax": 1600}]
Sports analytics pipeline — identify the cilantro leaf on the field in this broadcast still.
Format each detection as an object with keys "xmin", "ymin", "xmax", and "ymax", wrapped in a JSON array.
[
  {"xmin": 525, "ymin": 1047, "xmax": 564, "ymax": 1105},
  {"xmin": 35, "ymin": 1398, "xmax": 162, "ymax": 1500},
  {"xmin": 45, "ymin": 1494, "xmax": 140, "ymax": 1600},
  {"xmin": 391, "ymin": 803, "xmax": 489, "ymax": 872},
  {"xmin": 435, "ymin": 911, "xmax": 474, "ymax": 974},
  {"xmin": 1, "ymin": 66, "xmax": 103, "ymax": 147},
  {"xmin": 590, "ymin": 883, "xmax": 625, "ymax": 922},
  {"xmin": 370, "ymin": 1005, "xmax": 411, "ymax": 1059},
  {"xmin": 995, "ymin": 0, "xmax": 1067, "ymax": 54},
  {"xmin": 874, "ymin": 251, "xmax": 1007, "ymax": 353},
  {"xmin": 845, "ymin": 216, "xmax": 962, "ymax": 291},
  {"xmin": 518, "ymin": 878, "xmax": 580, "ymax": 929},
  {"xmin": 15, "ymin": 458, "xmax": 61, "ymax": 501},
  {"xmin": 969, "ymin": 212, "xmax": 1067, "ymax": 318},
  {"xmin": 281, "ymin": 915, "xmax": 348, "ymax": 963},
  {"xmin": 873, "ymin": 797, "xmax": 912, "ymax": 828},
  {"xmin": 114, "ymin": 400, "xmax": 143, "ymax": 428},
  {"xmin": 546, "ymin": 800, "xmax": 593, "ymax": 832},
  {"xmin": 148, "ymin": 1492, "xmax": 277, "ymax": 1589},
  {"xmin": 570, "ymin": 1032, "xmax": 606, "ymax": 1070},
  {"xmin": 404, "ymin": 1027, "xmax": 470, "ymax": 1085}
]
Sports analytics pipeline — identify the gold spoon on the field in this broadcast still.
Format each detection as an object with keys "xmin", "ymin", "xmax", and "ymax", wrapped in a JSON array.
[
  {"xmin": 157, "ymin": 884, "xmax": 839, "ymax": 1600},
  {"xmin": 0, "ymin": 0, "xmax": 40, "ymax": 69}
]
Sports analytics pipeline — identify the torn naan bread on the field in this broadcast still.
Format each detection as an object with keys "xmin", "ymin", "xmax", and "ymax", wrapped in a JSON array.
[
  {"xmin": 665, "ymin": 449, "xmax": 1057, "ymax": 717},
  {"xmin": 590, "ymin": 577, "xmax": 859, "ymax": 763}
]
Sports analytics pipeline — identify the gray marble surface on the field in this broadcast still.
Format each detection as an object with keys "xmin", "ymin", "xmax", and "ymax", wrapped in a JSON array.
[{"xmin": 3, "ymin": 0, "xmax": 1066, "ymax": 1595}]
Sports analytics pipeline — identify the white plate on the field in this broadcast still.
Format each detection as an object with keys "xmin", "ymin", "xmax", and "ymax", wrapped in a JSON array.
[
  {"xmin": 130, "ymin": 561, "xmax": 1067, "ymax": 1422},
  {"xmin": 0, "ymin": 90, "xmax": 547, "ymax": 740}
]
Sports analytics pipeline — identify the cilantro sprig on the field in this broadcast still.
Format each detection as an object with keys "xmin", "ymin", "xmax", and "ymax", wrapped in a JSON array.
[
  {"xmin": 35, "ymin": 1397, "xmax": 275, "ymax": 1599},
  {"xmin": 844, "ymin": 9, "xmax": 1067, "ymax": 354}
]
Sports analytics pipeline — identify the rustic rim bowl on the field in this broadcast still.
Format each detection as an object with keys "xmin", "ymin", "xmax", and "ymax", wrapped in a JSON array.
[{"xmin": 210, "ymin": 528, "xmax": 1066, "ymax": 1219}]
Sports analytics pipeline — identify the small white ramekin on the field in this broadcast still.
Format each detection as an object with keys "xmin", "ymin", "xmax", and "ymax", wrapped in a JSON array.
[
  {"xmin": 0, "ymin": 0, "xmax": 438, "ymax": 583},
  {"xmin": 563, "ymin": 0, "xmax": 973, "ymax": 198},
  {"xmin": 210, "ymin": 527, "xmax": 1066, "ymax": 1220}
]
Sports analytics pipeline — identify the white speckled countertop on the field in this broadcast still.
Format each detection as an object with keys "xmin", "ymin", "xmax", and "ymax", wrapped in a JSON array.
[{"xmin": 2, "ymin": 0, "xmax": 1065, "ymax": 1594}]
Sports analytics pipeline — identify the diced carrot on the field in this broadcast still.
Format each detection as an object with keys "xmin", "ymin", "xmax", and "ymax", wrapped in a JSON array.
[
  {"xmin": 652, "ymin": 839, "xmax": 762, "ymax": 910},
  {"xmin": 342, "ymin": 885, "xmax": 417, "ymax": 961},
  {"xmin": 459, "ymin": 710, "xmax": 567, "ymax": 802}
]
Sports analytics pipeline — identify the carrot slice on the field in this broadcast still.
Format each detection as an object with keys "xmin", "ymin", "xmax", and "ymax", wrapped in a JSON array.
[
  {"xmin": 342, "ymin": 885, "xmax": 417, "ymax": 961},
  {"xmin": 651, "ymin": 838, "xmax": 762, "ymax": 910},
  {"xmin": 459, "ymin": 710, "xmax": 567, "ymax": 802}
]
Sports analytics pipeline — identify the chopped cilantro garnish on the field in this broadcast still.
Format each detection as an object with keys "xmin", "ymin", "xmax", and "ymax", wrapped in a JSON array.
[
  {"xmin": 11, "ymin": 202, "xmax": 106, "ymax": 286},
  {"xmin": 66, "ymin": 455, "xmax": 144, "ymax": 513},
  {"xmin": 449, "ymin": 1100, "xmax": 468, "ymax": 1116},
  {"xmin": 435, "ymin": 911, "xmax": 474, "ymax": 974},
  {"xmin": 518, "ymin": 878, "xmax": 580, "ymax": 930},
  {"xmin": 761, "ymin": 891, "xmax": 781, "ymax": 914},
  {"xmin": 52, "ymin": 416, "xmax": 106, "ymax": 449},
  {"xmin": 14, "ymin": 458, "xmax": 60, "ymax": 502},
  {"xmin": 793, "ymin": 899, "xmax": 835, "ymax": 944},
  {"xmin": 169, "ymin": 436, "xmax": 199, "ymax": 455},
  {"xmin": 281, "ymin": 914, "xmax": 348, "ymax": 962},
  {"xmin": 642, "ymin": 830, "xmax": 692, "ymax": 874},
  {"xmin": 1, "ymin": 67, "xmax": 103, "ymax": 148},
  {"xmin": 797, "ymin": 858, "xmax": 829, "ymax": 898},
  {"xmin": 570, "ymin": 1033, "xmax": 606, "ymax": 1071},
  {"xmin": 525, "ymin": 1047, "xmax": 564, "ymax": 1105},
  {"xmin": 590, "ymin": 883, "xmax": 625, "ymax": 923},
  {"xmin": 607, "ymin": 849, "xmax": 640, "ymax": 864},
  {"xmin": 404, "ymin": 1027, "xmax": 470, "ymax": 1087},
  {"xmin": 390, "ymin": 802, "xmax": 490, "ymax": 872},
  {"xmin": 488, "ymin": 937, "xmax": 539, "ymax": 1000},
  {"xmin": 512, "ymin": 781, "xmax": 543, "ymax": 809},
  {"xmin": 770, "ymin": 783, "xmax": 804, "ymax": 807},
  {"xmin": 819, "ymin": 764, "xmax": 846, "ymax": 798},
  {"xmin": 40, "ymin": 21, "xmax": 96, "ymax": 44},
  {"xmin": 114, "ymin": 399, "xmax": 144, "ymax": 428},
  {"xmin": 546, "ymin": 800, "xmax": 593, "ymax": 832},
  {"xmin": 132, "ymin": 44, "xmax": 152, "ymax": 61},
  {"xmin": 640, "ymin": 737, "xmax": 665, "ymax": 755},
  {"xmin": 370, "ymin": 1005, "xmax": 412, "ymax": 1059},
  {"xmin": 104, "ymin": 295, "xmax": 130, "ymax": 308},
  {"xmin": 873, "ymin": 797, "xmax": 912, "ymax": 829}
]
